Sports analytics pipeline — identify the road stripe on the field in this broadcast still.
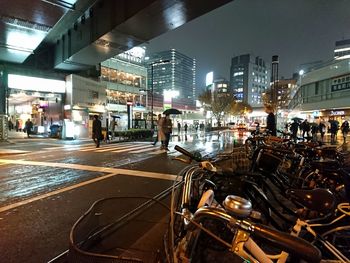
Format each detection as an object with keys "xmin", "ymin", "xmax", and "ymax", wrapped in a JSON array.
[
  {"xmin": 129, "ymin": 145, "xmax": 160, "ymax": 153},
  {"xmin": 111, "ymin": 144, "xmax": 153, "ymax": 153},
  {"xmin": 0, "ymin": 159, "xmax": 178, "ymax": 213},
  {"xmin": 94, "ymin": 143, "xmax": 137, "ymax": 152},
  {"xmin": 79, "ymin": 142, "xmax": 139, "ymax": 152}
]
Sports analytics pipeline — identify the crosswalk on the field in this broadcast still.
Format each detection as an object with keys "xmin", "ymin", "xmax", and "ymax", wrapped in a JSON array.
[{"xmin": 44, "ymin": 142, "xmax": 182, "ymax": 156}]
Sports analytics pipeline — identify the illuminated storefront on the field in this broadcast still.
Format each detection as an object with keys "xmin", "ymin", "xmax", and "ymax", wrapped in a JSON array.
[{"xmin": 7, "ymin": 74, "xmax": 65, "ymax": 134}]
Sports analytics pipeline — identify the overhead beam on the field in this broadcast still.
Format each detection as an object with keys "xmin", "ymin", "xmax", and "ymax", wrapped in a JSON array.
[{"xmin": 53, "ymin": 0, "xmax": 233, "ymax": 71}]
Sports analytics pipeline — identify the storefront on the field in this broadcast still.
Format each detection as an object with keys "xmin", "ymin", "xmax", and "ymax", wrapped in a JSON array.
[
  {"xmin": 316, "ymin": 109, "xmax": 350, "ymax": 124},
  {"xmin": 7, "ymin": 74, "xmax": 65, "ymax": 134}
]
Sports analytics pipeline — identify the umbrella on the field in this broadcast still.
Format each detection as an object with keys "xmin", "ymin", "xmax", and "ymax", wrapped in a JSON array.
[
  {"xmin": 291, "ymin": 117, "xmax": 303, "ymax": 122},
  {"xmin": 111, "ymin": 115, "xmax": 121, "ymax": 119},
  {"xmin": 163, "ymin": 108, "xmax": 182, "ymax": 115}
]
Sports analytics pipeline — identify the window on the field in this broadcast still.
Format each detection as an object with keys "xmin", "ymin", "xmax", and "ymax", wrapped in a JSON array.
[{"xmin": 315, "ymin": 82, "xmax": 319, "ymax": 95}]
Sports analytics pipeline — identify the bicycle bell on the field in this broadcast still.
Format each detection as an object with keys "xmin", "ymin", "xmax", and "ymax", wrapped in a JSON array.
[{"xmin": 223, "ymin": 195, "xmax": 252, "ymax": 218}]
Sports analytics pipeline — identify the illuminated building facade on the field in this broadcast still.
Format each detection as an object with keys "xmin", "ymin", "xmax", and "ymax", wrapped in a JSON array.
[
  {"xmin": 230, "ymin": 54, "xmax": 270, "ymax": 108},
  {"xmin": 147, "ymin": 49, "xmax": 196, "ymax": 110}
]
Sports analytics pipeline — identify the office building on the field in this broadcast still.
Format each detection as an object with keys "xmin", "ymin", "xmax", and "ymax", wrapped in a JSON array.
[
  {"xmin": 147, "ymin": 49, "xmax": 196, "ymax": 110},
  {"xmin": 230, "ymin": 54, "xmax": 270, "ymax": 108}
]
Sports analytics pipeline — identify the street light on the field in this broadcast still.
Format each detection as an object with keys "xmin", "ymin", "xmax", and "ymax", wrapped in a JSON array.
[{"xmin": 149, "ymin": 59, "xmax": 170, "ymax": 129}]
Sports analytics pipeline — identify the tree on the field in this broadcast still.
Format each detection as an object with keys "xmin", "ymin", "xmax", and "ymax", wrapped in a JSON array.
[
  {"xmin": 229, "ymin": 101, "xmax": 253, "ymax": 116},
  {"xmin": 198, "ymin": 89, "xmax": 237, "ymax": 126}
]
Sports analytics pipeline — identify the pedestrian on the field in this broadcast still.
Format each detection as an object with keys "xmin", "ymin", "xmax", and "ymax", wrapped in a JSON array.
[
  {"xmin": 24, "ymin": 119, "xmax": 33, "ymax": 138},
  {"xmin": 329, "ymin": 120, "xmax": 339, "ymax": 144},
  {"xmin": 311, "ymin": 124, "xmax": 318, "ymax": 142},
  {"xmin": 177, "ymin": 121, "xmax": 181, "ymax": 134},
  {"xmin": 319, "ymin": 122, "xmax": 326, "ymax": 143},
  {"xmin": 341, "ymin": 120, "xmax": 349, "ymax": 143},
  {"xmin": 152, "ymin": 114, "xmax": 162, "ymax": 146},
  {"xmin": 300, "ymin": 120, "xmax": 311, "ymax": 140},
  {"xmin": 184, "ymin": 123, "xmax": 188, "ymax": 134},
  {"xmin": 15, "ymin": 119, "xmax": 19, "ymax": 132},
  {"xmin": 92, "ymin": 115, "xmax": 102, "ymax": 148},
  {"xmin": 290, "ymin": 119, "xmax": 299, "ymax": 142},
  {"xmin": 162, "ymin": 114, "xmax": 172, "ymax": 150},
  {"xmin": 109, "ymin": 117, "xmax": 116, "ymax": 140},
  {"xmin": 266, "ymin": 107, "xmax": 276, "ymax": 136},
  {"xmin": 8, "ymin": 119, "xmax": 13, "ymax": 131}
]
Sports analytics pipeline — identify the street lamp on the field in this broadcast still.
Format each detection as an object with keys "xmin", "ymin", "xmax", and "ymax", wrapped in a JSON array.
[{"xmin": 149, "ymin": 59, "xmax": 170, "ymax": 129}]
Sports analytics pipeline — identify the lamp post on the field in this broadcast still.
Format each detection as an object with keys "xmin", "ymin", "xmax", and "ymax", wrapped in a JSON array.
[{"xmin": 150, "ymin": 59, "xmax": 170, "ymax": 129}]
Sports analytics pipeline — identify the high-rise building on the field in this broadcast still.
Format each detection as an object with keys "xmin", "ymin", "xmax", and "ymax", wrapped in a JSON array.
[
  {"xmin": 147, "ymin": 49, "xmax": 196, "ymax": 109},
  {"xmin": 230, "ymin": 54, "xmax": 270, "ymax": 108}
]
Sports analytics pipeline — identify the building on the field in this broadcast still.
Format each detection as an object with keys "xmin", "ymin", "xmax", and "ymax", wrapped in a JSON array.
[
  {"xmin": 230, "ymin": 54, "xmax": 270, "ymax": 108},
  {"xmin": 100, "ymin": 47, "xmax": 148, "ymax": 129},
  {"xmin": 289, "ymin": 58, "xmax": 350, "ymax": 123},
  {"xmin": 334, "ymin": 39, "xmax": 350, "ymax": 60},
  {"xmin": 275, "ymin": 78, "xmax": 297, "ymax": 110},
  {"xmin": 146, "ymin": 49, "xmax": 196, "ymax": 110}
]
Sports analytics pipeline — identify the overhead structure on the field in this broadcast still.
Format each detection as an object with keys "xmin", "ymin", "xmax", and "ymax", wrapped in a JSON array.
[{"xmin": 0, "ymin": 0, "xmax": 234, "ymax": 72}]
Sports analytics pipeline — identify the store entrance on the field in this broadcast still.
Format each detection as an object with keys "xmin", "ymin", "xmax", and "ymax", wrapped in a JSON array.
[{"xmin": 8, "ymin": 89, "xmax": 63, "ymax": 136}]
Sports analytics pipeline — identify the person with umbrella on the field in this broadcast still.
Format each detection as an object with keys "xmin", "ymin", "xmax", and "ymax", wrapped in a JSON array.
[{"xmin": 162, "ymin": 114, "xmax": 172, "ymax": 150}]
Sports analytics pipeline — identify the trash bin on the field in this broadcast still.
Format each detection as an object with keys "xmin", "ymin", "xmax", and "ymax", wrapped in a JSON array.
[{"xmin": 50, "ymin": 124, "xmax": 61, "ymax": 138}]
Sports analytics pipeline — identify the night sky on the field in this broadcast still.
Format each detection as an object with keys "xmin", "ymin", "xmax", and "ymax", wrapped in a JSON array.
[{"xmin": 146, "ymin": 0, "xmax": 350, "ymax": 89}]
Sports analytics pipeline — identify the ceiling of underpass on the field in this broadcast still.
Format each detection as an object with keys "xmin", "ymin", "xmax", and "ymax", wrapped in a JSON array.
[{"xmin": 0, "ymin": 0, "xmax": 233, "ymax": 73}]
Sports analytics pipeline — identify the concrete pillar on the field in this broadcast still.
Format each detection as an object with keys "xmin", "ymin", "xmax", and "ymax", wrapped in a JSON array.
[{"xmin": 0, "ymin": 66, "xmax": 8, "ymax": 141}]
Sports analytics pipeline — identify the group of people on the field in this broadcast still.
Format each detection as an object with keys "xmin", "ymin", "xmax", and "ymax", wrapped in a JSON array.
[
  {"xmin": 8, "ymin": 118, "xmax": 33, "ymax": 138},
  {"xmin": 287, "ymin": 118, "xmax": 349, "ymax": 144},
  {"xmin": 153, "ymin": 114, "xmax": 173, "ymax": 150}
]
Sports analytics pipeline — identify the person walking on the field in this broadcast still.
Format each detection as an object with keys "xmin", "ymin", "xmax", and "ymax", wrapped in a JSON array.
[
  {"xmin": 152, "ymin": 114, "xmax": 162, "ymax": 146},
  {"xmin": 92, "ymin": 115, "xmax": 102, "ymax": 148},
  {"xmin": 109, "ymin": 117, "xmax": 116, "ymax": 140},
  {"xmin": 319, "ymin": 122, "xmax": 326, "ymax": 143},
  {"xmin": 329, "ymin": 120, "xmax": 339, "ymax": 144},
  {"xmin": 300, "ymin": 119, "xmax": 311, "ymax": 140},
  {"xmin": 266, "ymin": 108, "xmax": 276, "ymax": 136},
  {"xmin": 25, "ymin": 119, "xmax": 33, "ymax": 138},
  {"xmin": 184, "ymin": 123, "xmax": 188, "ymax": 134},
  {"xmin": 162, "ymin": 114, "xmax": 172, "ymax": 150},
  {"xmin": 290, "ymin": 119, "xmax": 299, "ymax": 142},
  {"xmin": 311, "ymin": 124, "xmax": 318, "ymax": 142},
  {"xmin": 341, "ymin": 120, "xmax": 349, "ymax": 143},
  {"xmin": 177, "ymin": 121, "xmax": 181, "ymax": 134}
]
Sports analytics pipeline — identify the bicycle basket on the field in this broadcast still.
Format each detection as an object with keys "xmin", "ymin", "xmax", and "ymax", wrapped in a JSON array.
[
  {"xmin": 255, "ymin": 151, "xmax": 283, "ymax": 174},
  {"xmin": 67, "ymin": 197, "xmax": 170, "ymax": 263}
]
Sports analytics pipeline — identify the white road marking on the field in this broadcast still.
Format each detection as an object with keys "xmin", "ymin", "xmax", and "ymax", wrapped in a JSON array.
[
  {"xmin": 0, "ymin": 159, "xmax": 178, "ymax": 213},
  {"xmin": 129, "ymin": 146, "xmax": 160, "ymax": 153},
  {"xmin": 111, "ymin": 144, "xmax": 153, "ymax": 153}
]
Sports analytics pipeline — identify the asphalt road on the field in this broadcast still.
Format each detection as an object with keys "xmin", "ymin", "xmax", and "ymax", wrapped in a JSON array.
[{"xmin": 0, "ymin": 130, "xmax": 242, "ymax": 263}]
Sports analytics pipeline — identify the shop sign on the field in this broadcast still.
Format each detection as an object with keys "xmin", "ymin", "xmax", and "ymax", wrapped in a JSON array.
[{"xmin": 330, "ymin": 110, "xmax": 345, "ymax": 116}]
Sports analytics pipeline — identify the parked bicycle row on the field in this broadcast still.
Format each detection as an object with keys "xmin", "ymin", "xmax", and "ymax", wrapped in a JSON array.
[{"xmin": 165, "ymin": 134, "xmax": 350, "ymax": 262}]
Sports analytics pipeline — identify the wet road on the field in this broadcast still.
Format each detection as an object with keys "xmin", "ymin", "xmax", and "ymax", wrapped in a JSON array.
[{"xmin": 0, "ymin": 130, "xmax": 247, "ymax": 263}]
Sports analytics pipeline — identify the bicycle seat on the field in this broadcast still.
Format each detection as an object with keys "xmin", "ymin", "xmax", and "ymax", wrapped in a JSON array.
[
  {"xmin": 310, "ymin": 159, "xmax": 339, "ymax": 171},
  {"xmin": 286, "ymin": 188, "xmax": 335, "ymax": 214}
]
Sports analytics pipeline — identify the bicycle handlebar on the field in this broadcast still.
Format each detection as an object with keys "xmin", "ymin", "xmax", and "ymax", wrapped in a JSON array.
[
  {"xmin": 189, "ymin": 207, "xmax": 321, "ymax": 263},
  {"xmin": 253, "ymin": 223, "xmax": 321, "ymax": 263},
  {"xmin": 174, "ymin": 145, "xmax": 202, "ymax": 162}
]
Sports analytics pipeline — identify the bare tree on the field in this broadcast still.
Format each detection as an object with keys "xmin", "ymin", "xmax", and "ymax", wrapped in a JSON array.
[{"xmin": 198, "ymin": 89, "xmax": 237, "ymax": 126}]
